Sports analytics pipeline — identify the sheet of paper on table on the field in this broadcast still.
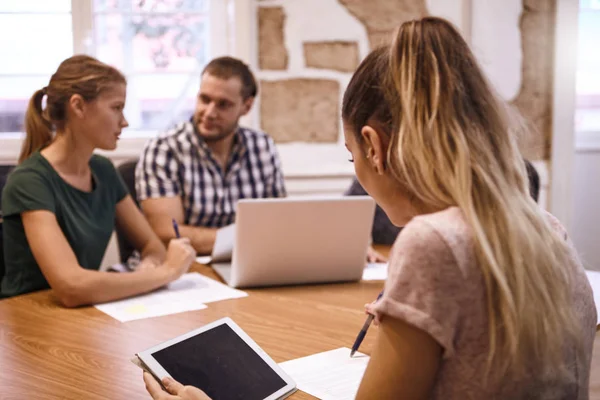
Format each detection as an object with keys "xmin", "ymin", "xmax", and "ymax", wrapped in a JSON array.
[
  {"xmin": 362, "ymin": 262, "xmax": 388, "ymax": 281},
  {"xmin": 279, "ymin": 347, "xmax": 370, "ymax": 400},
  {"xmin": 94, "ymin": 273, "xmax": 247, "ymax": 322},
  {"xmin": 196, "ymin": 255, "xmax": 212, "ymax": 264}
]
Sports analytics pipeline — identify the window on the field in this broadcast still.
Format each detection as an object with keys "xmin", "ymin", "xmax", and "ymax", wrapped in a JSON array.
[
  {"xmin": 576, "ymin": 0, "xmax": 600, "ymax": 133},
  {"xmin": 0, "ymin": 0, "xmax": 226, "ymax": 139},
  {"xmin": 0, "ymin": 1, "xmax": 73, "ymax": 133},
  {"xmin": 92, "ymin": 0, "xmax": 210, "ymax": 131}
]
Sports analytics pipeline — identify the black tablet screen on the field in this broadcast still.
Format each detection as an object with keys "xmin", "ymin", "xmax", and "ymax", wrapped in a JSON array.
[{"xmin": 152, "ymin": 324, "xmax": 287, "ymax": 400}]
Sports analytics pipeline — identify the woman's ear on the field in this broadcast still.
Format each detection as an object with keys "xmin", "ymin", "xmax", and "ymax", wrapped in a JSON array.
[
  {"xmin": 68, "ymin": 94, "xmax": 86, "ymax": 119},
  {"xmin": 360, "ymin": 125, "xmax": 386, "ymax": 175}
]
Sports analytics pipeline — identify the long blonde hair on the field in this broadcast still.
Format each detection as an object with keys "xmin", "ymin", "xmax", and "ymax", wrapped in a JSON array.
[{"xmin": 342, "ymin": 17, "xmax": 580, "ymax": 380}]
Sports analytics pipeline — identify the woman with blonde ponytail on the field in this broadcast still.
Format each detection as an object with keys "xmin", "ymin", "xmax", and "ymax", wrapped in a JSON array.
[
  {"xmin": 140, "ymin": 17, "xmax": 595, "ymax": 400},
  {"xmin": 1, "ymin": 55, "xmax": 196, "ymax": 306},
  {"xmin": 341, "ymin": 17, "xmax": 596, "ymax": 399}
]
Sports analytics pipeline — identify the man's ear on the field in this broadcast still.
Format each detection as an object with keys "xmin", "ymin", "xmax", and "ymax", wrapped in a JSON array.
[
  {"xmin": 241, "ymin": 96, "xmax": 254, "ymax": 116},
  {"xmin": 68, "ymin": 94, "xmax": 86, "ymax": 119},
  {"xmin": 360, "ymin": 125, "xmax": 386, "ymax": 175}
]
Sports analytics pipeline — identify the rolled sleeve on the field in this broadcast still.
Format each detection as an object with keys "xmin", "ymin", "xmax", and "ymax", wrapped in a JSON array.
[{"xmin": 373, "ymin": 219, "xmax": 464, "ymax": 359}]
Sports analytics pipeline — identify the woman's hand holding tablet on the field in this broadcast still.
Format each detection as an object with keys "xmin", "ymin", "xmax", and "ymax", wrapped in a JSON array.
[
  {"xmin": 135, "ymin": 317, "xmax": 297, "ymax": 400},
  {"xmin": 144, "ymin": 372, "xmax": 211, "ymax": 400}
]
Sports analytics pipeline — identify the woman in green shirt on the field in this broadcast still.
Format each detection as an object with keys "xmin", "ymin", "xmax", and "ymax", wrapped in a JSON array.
[{"xmin": 1, "ymin": 55, "xmax": 195, "ymax": 306}]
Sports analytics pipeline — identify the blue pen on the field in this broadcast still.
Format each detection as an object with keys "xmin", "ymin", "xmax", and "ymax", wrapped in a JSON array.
[
  {"xmin": 350, "ymin": 291, "xmax": 384, "ymax": 357},
  {"xmin": 172, "ymin": 218, "xmax": 181, "ymax": 238}
]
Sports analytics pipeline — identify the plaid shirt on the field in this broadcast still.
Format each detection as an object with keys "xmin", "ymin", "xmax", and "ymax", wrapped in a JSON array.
[{"xmin": 135, "ymin": 120, "xmax": 286, "ymax": 228}]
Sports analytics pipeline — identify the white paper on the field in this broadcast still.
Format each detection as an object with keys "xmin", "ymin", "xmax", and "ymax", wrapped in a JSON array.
[
  {"xmin": 196, "ymin": 256, "xmax": 212, "ymax": 264},
  {"xmin": 362, "ymin": 262, "xmax": 388, "ymax": 281},
  {"xmin": 183, "ymin": 273, "xmax": 248, "ymax": 304},
  {"xmin": 279, "ymin": 348, "xmax": 369, "ymax": 400},
  {"xmin": 585, "ymin": 270, "xmax": 600, "ymax": 325},
  {"xmin": 212, "ymin": 224, "xmax": 235, "ymax": 262},
  {"xmin": 194, "ymin": 225, "xmax": 235, "ymax": 265},
  {"xmin": 95, "ymin": 273, "xmax": 247, "ymax": 322}
]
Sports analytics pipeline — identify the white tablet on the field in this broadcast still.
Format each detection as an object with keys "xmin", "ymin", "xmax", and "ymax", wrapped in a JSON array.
[{"xmin": 136, "ymin": 317, "xmax": 296, "ymax": 400}]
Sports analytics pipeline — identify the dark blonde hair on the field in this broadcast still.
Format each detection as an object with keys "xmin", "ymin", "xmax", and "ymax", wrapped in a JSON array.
[
  {"xmin": 20, "ymin": 55, "xmax": 126, "ymax": 163},
  {"xmin": 343, "ymin": 17, "xmax": 580, "ymax": 381}
]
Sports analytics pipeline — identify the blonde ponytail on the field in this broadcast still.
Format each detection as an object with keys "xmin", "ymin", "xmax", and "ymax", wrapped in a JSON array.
[{"xmin": 387, "ymin": 17, "xmax": 580, "ymax": 381}]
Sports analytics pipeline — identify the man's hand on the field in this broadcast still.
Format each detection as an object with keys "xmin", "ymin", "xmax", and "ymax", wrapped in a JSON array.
[
  {"xmin": 366, "ymin": 245, "xmax": 387, "ymax": 263},
  {"xmin": 144, "ymin": 372, "xmax": 211, "ymax": 400}
]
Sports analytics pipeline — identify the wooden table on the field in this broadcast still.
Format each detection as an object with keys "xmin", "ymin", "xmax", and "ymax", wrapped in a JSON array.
[{"xmin": 0, "ymin": 251, "xmax": 387, "ymax": 399}]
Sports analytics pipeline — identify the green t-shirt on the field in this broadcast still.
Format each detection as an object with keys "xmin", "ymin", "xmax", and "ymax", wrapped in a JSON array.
[{"xmin": 1, "ymin": 152, "xmax": 128, "ymax": 297}]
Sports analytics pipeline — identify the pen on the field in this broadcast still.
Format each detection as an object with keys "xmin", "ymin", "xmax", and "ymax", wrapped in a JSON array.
[
  {"xmin": 172, "ymin": 218, "xmax": 181, "ymax": 238},
  {"xmin": 350, "ymin": 291, "xmax": 384, "ymax": 357}
]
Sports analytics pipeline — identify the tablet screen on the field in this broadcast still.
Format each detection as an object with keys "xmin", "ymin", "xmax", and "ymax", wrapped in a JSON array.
[{"xmin": 151, "ymin": 324, "xmax": 287, "ymax": 400}]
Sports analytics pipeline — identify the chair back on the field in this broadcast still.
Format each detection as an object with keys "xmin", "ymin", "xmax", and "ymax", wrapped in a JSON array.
[
  {"xmin": 116, "ymin": 160, "xmax": 139, "ymax": 263},
  {"xmin": 0, "ymin": 164, "xmax": 14, "ymax": 288},
  {"xmin": 0, "ymin": 221, "xmax": 4, "ymax": 290}
]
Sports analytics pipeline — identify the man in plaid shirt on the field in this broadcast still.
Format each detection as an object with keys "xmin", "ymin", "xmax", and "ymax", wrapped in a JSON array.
[{"xmin": 135, "ymin": 57, "xmax": 286, "ymax": 255}]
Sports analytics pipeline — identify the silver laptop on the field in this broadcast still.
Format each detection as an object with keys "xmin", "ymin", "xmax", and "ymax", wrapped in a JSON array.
[{"xmin": 212, "ymin": 196, "xmax": 375, "ymax": 288}]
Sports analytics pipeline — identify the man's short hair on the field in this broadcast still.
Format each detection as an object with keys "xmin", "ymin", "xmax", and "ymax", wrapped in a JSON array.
[{"xmin": 202, "ymin": 56, "xmax": 258, "ymax": 99}]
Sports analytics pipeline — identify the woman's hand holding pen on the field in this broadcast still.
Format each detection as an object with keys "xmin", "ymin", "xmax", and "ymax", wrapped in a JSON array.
[
  {"xmin": 364, "ymin": 301, "xmax": 382, "ymax": 326},
  {"xmin": 351, "ymin": 291, "xmax": 384, "ymax": 357},
  {"xmin": 161, "ymin": 238, "xmax": 195, "ymax": 280}
]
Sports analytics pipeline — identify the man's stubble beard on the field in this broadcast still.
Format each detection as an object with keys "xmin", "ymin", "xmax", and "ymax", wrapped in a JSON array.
[
  {"xmin": 194, "ymin": 116, "xmax": 238, "ymax": 143},
  {"xmin": 201, "ymin": 126, "xmax": 238, "ymax": 143}
]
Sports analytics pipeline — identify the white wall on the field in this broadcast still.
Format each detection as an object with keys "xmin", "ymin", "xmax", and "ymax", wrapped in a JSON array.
[
  {"xmin": 245, "ymin": 0, "xmax": 555, "ymax": 203},
  {"xmin": 249, "ymin": 0, "xmax": 368, "ymax": 185},
  {"xmin": 572, "ymin": 148, "xmax": 600, "ymax": 270},
  {"xmin": 470, "ymin": 0, "xmax": 522, "ymax": 101}
]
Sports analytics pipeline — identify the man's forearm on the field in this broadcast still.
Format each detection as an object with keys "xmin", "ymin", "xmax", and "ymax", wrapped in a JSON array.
[{"xmin": 147, "ymin": 218, "xmax": 216, "ymax": 255}]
